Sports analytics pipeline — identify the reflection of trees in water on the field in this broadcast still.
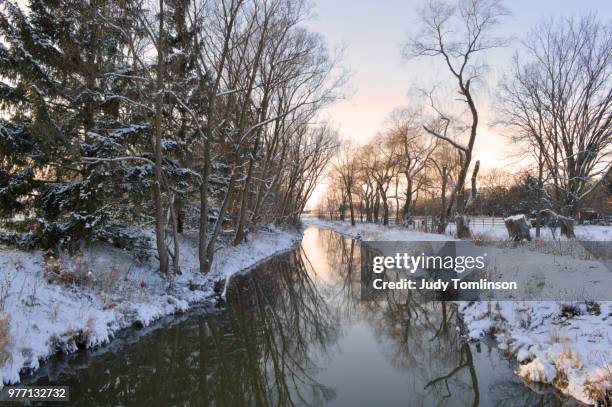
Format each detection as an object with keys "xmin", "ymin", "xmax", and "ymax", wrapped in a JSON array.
[
  {"xmin": 315, "ymin": 229, "xmax": 479, "ymax": 406},
  {"xmin": 360, "ymin": 294, "xmax": 481, "ymax": 406},
  {"xmin": 487, "ymin": 371, "xmax": 577, "ymax": 407},
  {"xmin": 313, "ymin": 229, "xmax": 361, "ymax": 321},
  {"xmin": 201, "ymin": 251, "xmax": 340, "ymax": 406},
  {"xmin": 35, "ymin": 250, "xmax": 339, "ymax": 406}
]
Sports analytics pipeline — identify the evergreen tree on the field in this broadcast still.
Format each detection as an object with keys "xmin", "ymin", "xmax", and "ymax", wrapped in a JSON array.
[
  {"xmin": 510, "ymin": 173, "xmax": 546, "ymax": 217},
  {"xmin": 0, "ymin": 1, "xmax": 150, "ymax": 251}
]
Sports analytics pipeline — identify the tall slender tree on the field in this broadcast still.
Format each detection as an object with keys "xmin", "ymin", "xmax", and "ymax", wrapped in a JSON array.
[{"xmin": 403, "ymin": 0, "xmax": 508, "ymax": 237}]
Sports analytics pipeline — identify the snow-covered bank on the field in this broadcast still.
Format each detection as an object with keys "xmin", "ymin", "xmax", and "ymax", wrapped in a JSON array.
[
  {"xmin": 459, "ymin": 301, "xmax": 612, "ymax": 405},
  {"xmin": 305, "ymin": 218, "xmax": 612, "ymax": 405},
  {"xmin": 0, "ymin": 225, "xmax": 300, "ymax": 385}
]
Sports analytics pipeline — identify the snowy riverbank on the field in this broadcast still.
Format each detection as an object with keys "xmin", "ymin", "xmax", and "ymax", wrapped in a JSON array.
[
  {"xmin": 304, "ymin": 218, "xmax": 612, "ymax": 405},
  {"xmin": 305, "ymin": 216, "xmax": 611, "ymax": 241},
  {"xmin": 0, "ymin": 225, "xmax": 300, "ymax": 385}
]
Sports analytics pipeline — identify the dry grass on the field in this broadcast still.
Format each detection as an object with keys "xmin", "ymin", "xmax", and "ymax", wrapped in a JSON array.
[
  {"xmin": 0, "ymin": 274, "xmax": 11, "ymax": 312},
  {"xmin": 559, "ymin": 347, "xmax": 583, "ymax": 369},
  {"xmin": 0, "ymin": 313, "xmax": 12, "ymax": 368},
  {"xmin": 553, "ymin": 368, "xmax": 569, "ymax": 390},
  {"xmin": 583, "ymin": 369, "xmax": 612, "ymax": 406},
  {"xmin": 471, "ymin": 232, "xmax": 496, "ymax": 246},
  {"xmin": 493, "ymin": 301, "xmax": 507, "ymax": 323},
  {"xmin": 82, "ymin": 316, "xmax": 98, "ymax": 346},
  {"xmin": 97, "ymin": 264, "xmax": 121, "ymax": 292},
  {"xmin": 44, "ymin": 251, "xmax": 92, "ymax": 286},
  {"xmin": 549, "ymin": 331, "xmax": 562, "ymax": 344}
]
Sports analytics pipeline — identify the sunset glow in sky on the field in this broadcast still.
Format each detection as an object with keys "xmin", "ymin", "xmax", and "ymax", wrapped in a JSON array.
[{"xmin": 304, "ymin": 0, "xmax": 612, "ymax": 207}]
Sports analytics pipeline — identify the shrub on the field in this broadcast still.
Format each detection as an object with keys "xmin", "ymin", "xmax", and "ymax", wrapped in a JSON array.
[
  {"xmin": 586, "ymin": 301, "xmax": 602, "ymax": 316},
  {"xmin": 559, "ymin": 303, "xmax": 582, "ymax": 318}
]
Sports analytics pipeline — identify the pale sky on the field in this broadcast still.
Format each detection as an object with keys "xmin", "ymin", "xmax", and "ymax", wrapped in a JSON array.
[{"xmin": 303, "ymin": 0, "xmax": 612, "ymax": 208}]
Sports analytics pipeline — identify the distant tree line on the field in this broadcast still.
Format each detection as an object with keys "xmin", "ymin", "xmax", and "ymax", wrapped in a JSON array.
[
  {"xmin": 322, "ymin": 135, "xmax": 611, "ymax": 230},
  {"xmin": 0, "ymin": 0, "xmax": 342, "ymax": 273}
]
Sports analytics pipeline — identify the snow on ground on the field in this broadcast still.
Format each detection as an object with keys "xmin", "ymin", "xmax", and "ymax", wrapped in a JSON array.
[
  {"xmin": 304, "ymin": 217, "xmax": 455, "ymax": 241},
  {"xmin": 0, "ymin": 225, "xmax": 300, "ymax": 385},
  {"xmin": 305, "ymin": 217, "xmax": 612, "ymax": 405},
  {"xmin": 306, "ymin": 217, "xmax": 612, "ymax": 242},
  {"xmin": 448, "ymin": 221, "xmax": 611, "ymax": 241}
]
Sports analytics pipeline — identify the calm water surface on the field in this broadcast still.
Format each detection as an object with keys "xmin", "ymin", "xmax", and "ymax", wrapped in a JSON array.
[{"xmin": 28, "ymin": 227, "xmax": 576, "ymax": 406}]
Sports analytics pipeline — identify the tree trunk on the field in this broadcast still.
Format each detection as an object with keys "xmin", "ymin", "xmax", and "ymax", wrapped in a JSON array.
[
  {"xmin": 234, "ymin": 135, "xmax": 260, "ymax": 245},
  {"xmin": 559, "ymin": 216, "xmax": 576, "ymax": 238},
  {"xmin": 454, "ymin": 161, "xmax": 479, "ymax": 239},
  {"xmin": 504, "ymin": 215, "xmax": 531, "ymax": 241},
  {"xmin": 536, "ymin": 151, "xmax": 544, "ymax": 238},
  {"xmin": 455, "ymin": 214, "xmax": 470, "ymax": 238},
  {"xmin": 169, "ymin": 195, "xmax": 181, "ymax": 273},
  {"xmin": 359, "ymin": 202, "xmax": 364, "ymax": 223},
  {"xmin": 379, "ymin": 187, "xmax": 389, "ymax": 226},
  {"xmin": 437, "ymin": 165, "xmax": 448, "ymax": 234},
  {"xmin": 349, "ymin": 197, "xmax": 355, "ymax": 226},
  {"xmin": 206, "ymin": 174, "xmax": 237, "ymax": 270},
  {"xmin": 176, "ymin": 200, "xmax": 184, "ymax": 234},
  {"xmin": 403, "ymin": 175, "xmax": 413, "ymax": 225},
  {"xmin": 153, "ymin": 0, "xmax": 169, "ymax": 274},
  {"xmin": 394, "ymin": 177, "xmax": 400, "ymax": 224},
  {"xmin": 373, "ymin": 194, "xmax": 380, "ymax": 223},
  {"xmin": 199, "ymin": 180, "xmax": 210, "ymax": 273}
]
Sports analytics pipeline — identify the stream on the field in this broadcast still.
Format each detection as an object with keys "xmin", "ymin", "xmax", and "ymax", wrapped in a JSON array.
[{"xmin": 26, "ymin": 227, "xmax": 577, "ymax": 406}]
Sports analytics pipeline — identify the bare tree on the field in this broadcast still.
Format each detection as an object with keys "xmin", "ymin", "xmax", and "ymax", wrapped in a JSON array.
[
  {"xmin": 185, "ymin": 0, "xmax": 345, "ymax": 271},
  {"xmin": 498, "ymin": 14, "xmax": 612, "ymax": 232},
  {"xmin": 278, "ymin": 124, "xmax": 340, "ymax": 223},
  {"xmin": 333, "ymin": 141, "xmax": 359, "ymax": 226},
  {"xmin": 403, "ymin": 0, "xmax": 508, "ymax": 237},
  {"xmin": 91, "ymin": 0, "xmax": 188, "ymax": 274},
  {"xmin": 354, "ymin": 149, "xmax": 377, "ymax": 223},
  {"xmin": 426, "ymin": 143, "xmax": 461, "ymax": 232},
  {"xmin": 367, "ymin": 141, "xmax": 397, "ymax": 226},
  {"xmin": 384, "ymin": 107, "xmax": 437, "ymax": 225}
]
